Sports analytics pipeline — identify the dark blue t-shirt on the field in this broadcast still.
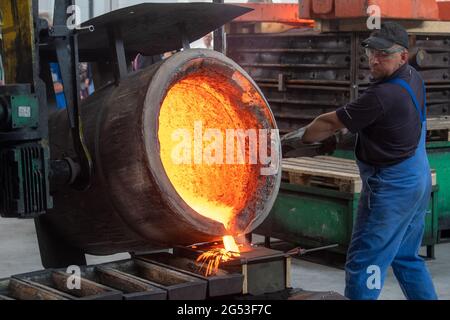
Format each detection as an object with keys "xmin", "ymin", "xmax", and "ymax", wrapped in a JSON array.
[{"xmin": 336, "ymin": 64, "xmax": 425, "ymax": 167}]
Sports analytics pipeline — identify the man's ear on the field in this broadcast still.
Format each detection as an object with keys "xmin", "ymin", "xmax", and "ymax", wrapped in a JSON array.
[{"xmin": 401, "ymin": 51, "xmax": 409, "ymax": 63}]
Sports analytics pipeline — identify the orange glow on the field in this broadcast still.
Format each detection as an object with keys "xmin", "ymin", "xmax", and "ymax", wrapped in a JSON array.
[
  {"xmin": 197, "ymin": 236, "xmax": 241, "ymax": 277},
  {"xmin": 158, "ymin": 70, "xmax": 263, "ymax": 231}
]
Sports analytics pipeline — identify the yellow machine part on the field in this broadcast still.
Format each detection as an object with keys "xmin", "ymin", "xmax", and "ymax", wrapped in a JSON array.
[
  {"xmin": 0, "ymin": 0, "xmax": 35, "ymax": 84},
  {"xmin": 0, "ymin": 7, "xmax": 4, "ymax": 83}
]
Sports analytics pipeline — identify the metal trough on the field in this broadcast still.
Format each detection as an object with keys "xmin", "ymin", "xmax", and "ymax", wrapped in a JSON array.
[
  {"xmin": 13, "ymin": 270, "xmax": 122, "ymax": 300},
  {"xmin": 0, "ymin": 277, "xmax": 68, "ymax": 300},
  {"xmin": 136, "ymin": 252, "xmax": 244, "ymax": 297},
  {"xmin": 76, "ymin": 265, "xmax": 167, "ymax": 300},
  {"xmin": 98, "ymin": 259, "xmax": 207, "ymax": 300}
]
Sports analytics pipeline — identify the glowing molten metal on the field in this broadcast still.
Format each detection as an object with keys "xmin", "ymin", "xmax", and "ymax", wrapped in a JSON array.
[{"xmin": 158, "ymin": 71, "xmax": 263, "ymax": 231}]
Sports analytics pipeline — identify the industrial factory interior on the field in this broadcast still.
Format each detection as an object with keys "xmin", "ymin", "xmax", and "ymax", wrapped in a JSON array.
[{"xmin": 1, "ymin": 0, "xmax": 450, "ymax": 304}]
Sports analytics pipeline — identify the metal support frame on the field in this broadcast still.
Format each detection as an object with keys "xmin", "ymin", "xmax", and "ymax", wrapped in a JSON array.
[
  {"xmin": 32, "ymin": 0, "xmax": 91, "ymax": 267},
  {"xmin": 52, "ymin": 0, "xmax": 92, "ymax": 191},
  {"xmin": 213, "ymin": 0, "xmax": 225, "ymax": 53},
  {"xmin": 88, "ymin": 0, "xmax": 94, "ymax": 20},
  {"xmin": 108, "ymin": 25, "xmax": 128, "ymax": 84}
]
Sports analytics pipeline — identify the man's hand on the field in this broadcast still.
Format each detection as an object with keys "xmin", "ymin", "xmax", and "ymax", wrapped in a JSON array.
[
  {"xmin": 317, "ymin": 134, "xmax": 338, "ymax": 155},
  {"xmin": 280, "ymin": 126, "xmax": 320, "ymax": 157},
  {"xmin": 280, "ymin": 112, "xmax": 346, "ymax": 157},
  {"xmin": 281, "ymin": 127, "xmax": 345, "ymax": 158},
  {"xmin": 280, "ymin": 126, "xmax": 308, "ymax": 147}
]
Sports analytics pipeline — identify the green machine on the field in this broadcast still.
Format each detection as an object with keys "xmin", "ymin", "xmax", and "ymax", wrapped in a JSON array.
[
  {"xmin": 0, "ymin": 86, "xmax": 53, "ymax": 217},
  {"xmin": 428, "ymin": 141, "xmax": 450, "ymax": 239}
]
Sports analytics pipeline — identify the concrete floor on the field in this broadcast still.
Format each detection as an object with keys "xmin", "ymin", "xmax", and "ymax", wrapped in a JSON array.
[
  {"xmin": 1, "ymin": 219, "xmax": 449, "ymax": 300},
  {"xmin": 290, "ymin": 246, "xmax": 450, "ymax": 300}
]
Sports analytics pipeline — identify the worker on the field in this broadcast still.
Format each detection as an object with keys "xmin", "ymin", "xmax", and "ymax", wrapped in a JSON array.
[
  {"xmin": 79, "ymin": 62, "xmax": 94, "ymax": 100},
  {"xmin": 281, "ymin": 22, "xmax": 438, "ymax": 300},
  {"xmin": 203, "ymin": 33, "xmax": 213, "ymax": 50}
]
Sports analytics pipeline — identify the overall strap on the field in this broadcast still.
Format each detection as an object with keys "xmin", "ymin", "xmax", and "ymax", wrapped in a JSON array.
[{"xmin": 386, "ymin": 78, "xmax": 427, "ymax": 122}]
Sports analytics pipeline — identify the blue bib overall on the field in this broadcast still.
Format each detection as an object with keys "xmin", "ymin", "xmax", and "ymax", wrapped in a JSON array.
[{"xmin": 345, "ymin": 78, "xmax": 438, "ymax": 300}]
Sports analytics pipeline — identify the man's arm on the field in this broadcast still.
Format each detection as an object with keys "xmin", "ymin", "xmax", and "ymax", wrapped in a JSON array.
[{"xmin": 303, "ymin": 111, "xmax": 345, "ymax": 143}]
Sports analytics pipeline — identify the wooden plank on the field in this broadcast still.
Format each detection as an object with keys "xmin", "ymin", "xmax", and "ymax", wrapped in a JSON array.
[
  {"xmin": 287, "ymin": 171, "xmax": 362, "ymax": 193},
  {"xmin": 285, "ymin": 156, "xmax": 358, "ymax": 167},
  {"xmin": 283, "ymin": 162, "xmax": 359, "ymax": 177},
  {"xmin": 282, "ymin": 164, "xmax": 361, "ymax": 180},
  {"xmin": 284, "ymin": 158, "xmax": 359, "ymax": 174},
  {"xmin": 284, "ymin": 157, "xmax": 358, "ymax": 169},
  {"xmin": 315, "ymin": 156, "xmax": 358, "ymax": 165},
  {"xmin": 427, "ymin": 117, "xmax": 450, "ymax": 131},
  {"xmin": 310, "ymin": 159, "xmax": 359, "ymax": 170},
  {"xmin": 313, "ymin": 156, "xmax": 357, "ymax": 165}
]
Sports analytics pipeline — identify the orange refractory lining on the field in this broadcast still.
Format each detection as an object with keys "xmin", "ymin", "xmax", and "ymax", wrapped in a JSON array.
[{"xmin": 158, "ymin": 70, "xmax": 264, "ymax": 231}]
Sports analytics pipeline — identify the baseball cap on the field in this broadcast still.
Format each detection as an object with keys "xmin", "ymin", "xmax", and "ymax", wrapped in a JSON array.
[{"xmin": 362, "ymin": 22, "xmax": 409, "ymax": 50}]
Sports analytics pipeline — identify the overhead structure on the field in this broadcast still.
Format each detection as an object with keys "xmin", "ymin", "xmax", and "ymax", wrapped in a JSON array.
[{"xmin": 299, "ymin": 0, "xmax": 441, "ymax": 20}]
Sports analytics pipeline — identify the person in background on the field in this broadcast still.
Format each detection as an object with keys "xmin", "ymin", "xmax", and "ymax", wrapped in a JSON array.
[
  {"xmin": 39, "ymin": 12, "xmax": 67, "ymax": 109},
  {"xmin": 79, "ymin": 62, "xmax": 94, "ymax": 100},
  {"xmin": 49, "ymin": 63, "xmax": 67, "ymax": 109},
  {"xmin": 203, "ymin": 33, "xmax": 213, "ymax": 50}
]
